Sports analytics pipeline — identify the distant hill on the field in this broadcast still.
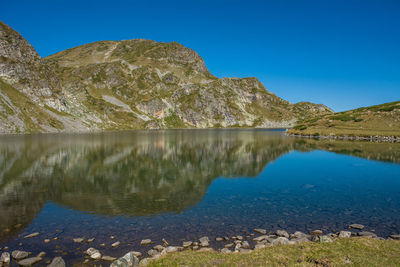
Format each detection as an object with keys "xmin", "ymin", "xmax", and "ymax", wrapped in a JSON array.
[
  {"xmin": 288, "ymin": 101, "xmax": 400, "ymax": 139},
  {"xmin": 0, "ymin": 21, "xmax": 332, "ymax": 133}
]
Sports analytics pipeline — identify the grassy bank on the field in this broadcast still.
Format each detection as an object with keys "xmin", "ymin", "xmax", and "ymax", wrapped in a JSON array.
[
  {"xmin": 287, "ymin": 101, "xmax": 400, "ymax": 139},
  {"xmin": 149, "ymin": 238, "xmax": 400, "ymax": 266}
]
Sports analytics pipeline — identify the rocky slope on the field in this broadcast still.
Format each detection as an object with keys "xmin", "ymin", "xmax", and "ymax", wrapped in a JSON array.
[
  {"xmin": 288, "ymin": 101, "xmax": 400, "ymax": 139},
  {"xmin": 0, "ymin": 21, "xmax": 332, "ymax": 133}
]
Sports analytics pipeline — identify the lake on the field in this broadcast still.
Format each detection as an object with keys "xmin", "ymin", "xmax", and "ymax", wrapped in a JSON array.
[{"xmin": 0, "ymin": 129, "xmax": 399, "ymax": 265}]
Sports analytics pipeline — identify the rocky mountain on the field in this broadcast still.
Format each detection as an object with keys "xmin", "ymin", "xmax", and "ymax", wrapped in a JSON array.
[
  {"xmin": 288, "ymin": 101, "xmax": 400, "ymax": 138},
  {"xmin": 0, "ymin": 21, "xmax": 332, "ymax": 133}
]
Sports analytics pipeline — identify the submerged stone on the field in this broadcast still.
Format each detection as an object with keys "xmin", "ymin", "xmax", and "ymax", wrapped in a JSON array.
[
  {"xmin": 349, "ymin": 224, "xmax": 365, "ymax": 230},
  {"xmin": 47, "ymin": 257, "xmax": 66, "ymax": 267},
  {"xmin": 11, "ymin": 250, "xmax": 30, "ymax": 260}
]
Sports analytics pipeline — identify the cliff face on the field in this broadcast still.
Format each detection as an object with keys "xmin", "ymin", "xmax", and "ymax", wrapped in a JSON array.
[{"xmin": 0, "ymin": 21, "xmax": 332, "ymax": 133}]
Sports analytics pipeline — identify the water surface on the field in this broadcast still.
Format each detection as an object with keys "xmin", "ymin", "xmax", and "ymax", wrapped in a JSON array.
[{"xmin": 0, "ymin": 129, "xmax": 399, "ymax": 265}]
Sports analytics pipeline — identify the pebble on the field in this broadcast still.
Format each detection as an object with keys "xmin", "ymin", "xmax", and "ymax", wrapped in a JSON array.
[
  {"xmin": 87, "ymin": 238, "xmax": 95, "ymax": 243},
  {"xmin": 102, "ymin": 255, "xmax": 117, "ymax": 262},
  {"xmin": 44, "ymin": 239, "xmax": 51, "ymax": 243},
  {"xmin": 215, "ymin": 237, "xmax": 223, "ymax": 242},
  {"xmin": 349, "ymin": 224, "xmax": 365, "ymax": 230},
  {"xmin": 23, "ymin": 232, "xmax": 39, "ymax": 239},
  {"xmin": 311, "ymin": 230, "xmax": 323, "ymax": 235},
  {"xmin": 48, "ymin": 256, "xmax": 66, "ymax": 267},
  {"xmin": 338, "ymin": 231, "xmax": 352, "ymax": 238},
  {"xmin": 162, "ymin": 238, "xmax": 169, "ymax": 246},
  {"xmin": 112, "ymin": 241, "xmax": 121, "ymax": 248},
  {"xmin": 0, "ymin": 252, "xmax": 10, "ymax": 264},
  {"xmin": 141, "ymin": 239, "xmax": 152, "ymax": 246},
  {"xmin": 254, "ymin": 229, "xmax": 267, "ymax": 235},
  {"xmin": 37, "ymin": 252, "xmax": 46, "ymax": 258},
  {"xmin": 182, "ymin": 241, "xmax": 192, "ymax": 248},
  {"xmin": 73, "ymin": 238, "xmax": 84, "ymax": 243}
]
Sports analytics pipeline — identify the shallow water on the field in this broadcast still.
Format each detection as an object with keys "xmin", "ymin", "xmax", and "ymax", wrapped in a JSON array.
[{"xmin": 0, "ymin": 129, "xmax": 399, "ymax": 265}]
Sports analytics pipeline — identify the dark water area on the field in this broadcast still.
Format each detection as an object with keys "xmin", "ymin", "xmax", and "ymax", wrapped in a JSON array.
[{"xmin": 0, "ymin": 129, "xmax": 399, "ymax": 265}]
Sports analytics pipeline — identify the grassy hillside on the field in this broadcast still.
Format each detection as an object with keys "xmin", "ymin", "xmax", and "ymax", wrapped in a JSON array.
[
  {"xmin": 148, "ymin": 238, "xmax": 400, "ymax": 267},
  {"xmin": 288, "ymin": 101, "xmax": 400, "ymax": 138}
]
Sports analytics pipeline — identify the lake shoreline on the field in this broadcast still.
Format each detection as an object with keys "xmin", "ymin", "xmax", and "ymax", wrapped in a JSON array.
[
  {"xmin": 1, "ymin": 225, "xmax": 399, "ymax": 266},
  {"xmin": 286, "ymin": 132, "xmax": 400, "ymax": 142}
]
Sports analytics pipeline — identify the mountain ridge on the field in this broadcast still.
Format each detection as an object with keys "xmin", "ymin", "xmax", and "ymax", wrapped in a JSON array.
[{"xmin": 0, "ymin": 21, "xmax": 332, "ymax": 133}]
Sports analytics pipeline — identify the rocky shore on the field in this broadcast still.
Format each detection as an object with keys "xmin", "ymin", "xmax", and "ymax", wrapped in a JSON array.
[
  {"xmin": 0, "ymin": 224, "xmax": 399, "ymax": 267},
  {"xmin": 286, "ymin": 133, "xmax": 400, "ymax": 143}
]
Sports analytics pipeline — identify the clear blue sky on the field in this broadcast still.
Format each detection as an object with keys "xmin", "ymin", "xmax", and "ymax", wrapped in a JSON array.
[{"xmin": 2, "ymin": 0, "xmax": 400, "ymax": 111}]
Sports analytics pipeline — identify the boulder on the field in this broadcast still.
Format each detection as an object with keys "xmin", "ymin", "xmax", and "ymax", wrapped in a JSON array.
[
  {"xmin": 221, "ymin": 248, "xmax": 231, "ymax": 253},
  {"xmin": 275, "ymin": 230, "xmax": 289, "ymax": 238},
  {"xmin": 86, "ymin": 248, "xmax": 101, "ymax": 260},
  {"xmin": 199, "ymin": 236, "xmax": 209, "ymax": 247},
  {"xmin": 164, "ymin": 246, "xmax": 178, "ymax": 253},
  {"xmin": 182, "ymin": 241, "xmax": 192, "ymax": 248},
  {"xmin": 271, "ymin": 237, "xmax": 290, "ymax": 246},
  {"xmin": 358, "ymin": 231, "xmax": 377, "ymax": 238},
  {"xmin": 110, "ymin": 252, "xmax": 140, "ymax": 267},
  {"xmin": 338, "ymin": 231, "xmax": 352, "ymax": 238}
]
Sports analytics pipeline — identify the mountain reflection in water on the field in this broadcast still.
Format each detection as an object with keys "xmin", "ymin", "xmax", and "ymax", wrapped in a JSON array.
[{"xmin": 0, "ymin": 129, "xmax": 399, "ymax": 243}]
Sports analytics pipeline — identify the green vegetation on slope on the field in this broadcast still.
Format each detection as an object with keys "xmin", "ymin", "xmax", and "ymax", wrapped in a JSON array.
[
  {"xmin": 288, "ymin": 101, "xmax": 400, "ymax": 138},
  {"xmin": 149, "ymin": 238, "xmax": 400, "ymax": 267}
]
